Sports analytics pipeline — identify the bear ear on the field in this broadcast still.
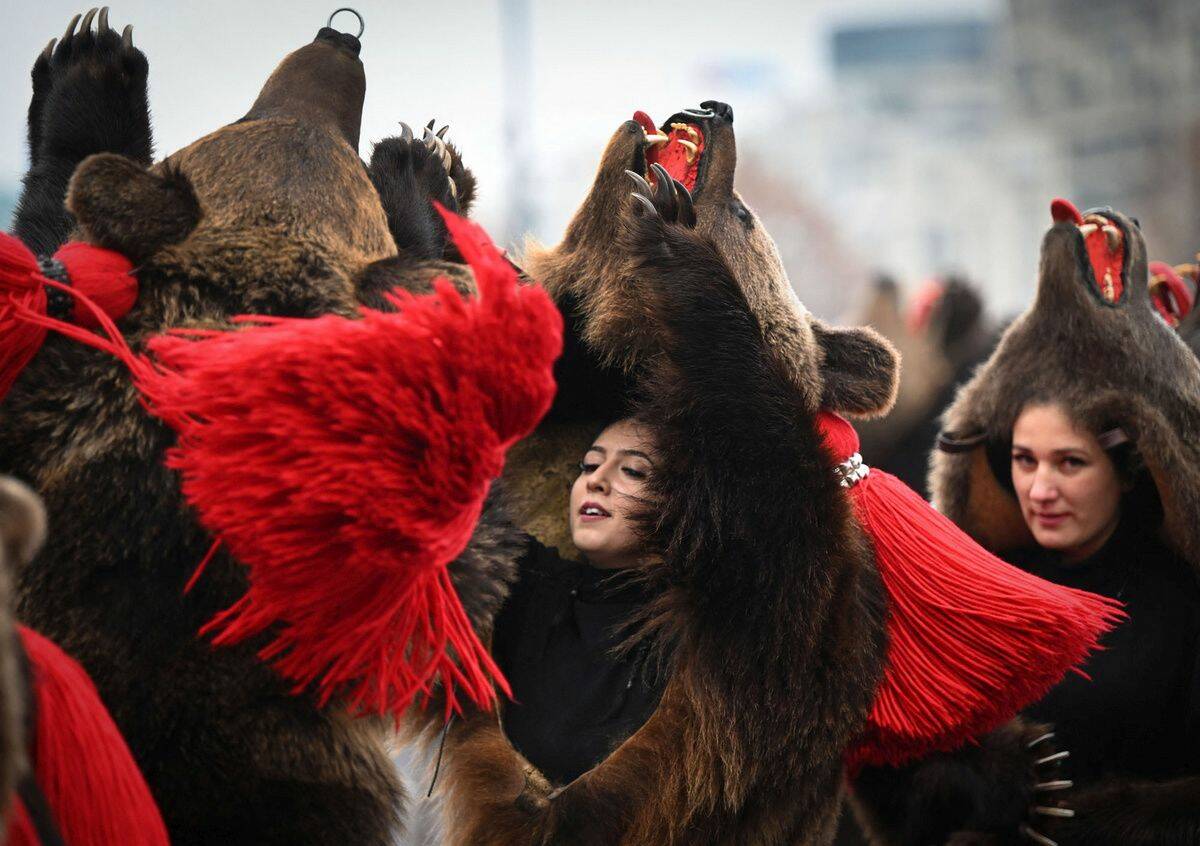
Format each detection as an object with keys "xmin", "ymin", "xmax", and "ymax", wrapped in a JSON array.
[
  {"xmin": 66, "ymin": 153, "xmax": 201, "ymax": 263},
  {"xmin": 810, "ymin": 319, "xmax": 900, "ymax": 418},
  {"xmin": 0, "ymin": 478, "xmax": 46, "ymax": 573}
]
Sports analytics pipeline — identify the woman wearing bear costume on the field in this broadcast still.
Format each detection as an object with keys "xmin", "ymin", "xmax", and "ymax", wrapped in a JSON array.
[
  {"xmin": 491, "ymin": 417, "xmax": 671, "ymax": 788},
  {"xmin": 0, "ymin": 11, "xmax": 512, "ymax": 845},
  {"xmin": 389, "ymin": 115, "xmax": 1123, "ymax": 838},
  {"xmin": 852, "ymin": 200, "xmax": 1200, "ymax": 845}
]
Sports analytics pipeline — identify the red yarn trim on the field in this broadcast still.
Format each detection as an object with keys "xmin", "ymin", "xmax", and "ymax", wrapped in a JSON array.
[{"xmin": 818, "ymin": 412, "xmax": 1124, "ymax": 769}]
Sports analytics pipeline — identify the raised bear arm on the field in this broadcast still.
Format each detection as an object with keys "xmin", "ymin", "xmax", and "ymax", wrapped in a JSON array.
[
  {"xmin": 433, "ymin": 673, "xmax": 698, "ymax": 846},
  {"xmin": 366, "ymin": 123, "xmax": 475, "ymax": 262},
  {"xmin": 435, "ymin": 167, "xmax": 885, "ymax": 845},
  {"xmin": 13, "ymin": 10, "xmax": 152, "ymax": 256}
]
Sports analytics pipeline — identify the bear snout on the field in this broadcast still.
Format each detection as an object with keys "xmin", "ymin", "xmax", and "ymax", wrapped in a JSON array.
[{"xmin": 314, "ymin": 26, "xmax": 361, "ymax": 57}]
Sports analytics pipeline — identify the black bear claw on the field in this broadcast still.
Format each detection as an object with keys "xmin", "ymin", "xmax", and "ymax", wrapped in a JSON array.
[
  {"xmin": 62, "ymin": 13, "xmax": 81, "ymax": 44},
  {"xmin": 627, "ymin": 163, "xmax": 696, "ymax": 227}
]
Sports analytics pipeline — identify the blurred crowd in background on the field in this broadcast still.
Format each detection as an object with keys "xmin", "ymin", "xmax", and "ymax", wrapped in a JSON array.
[{"xmin": 2, "ymin": 1, "xmax": 1196, "ymax": 321}]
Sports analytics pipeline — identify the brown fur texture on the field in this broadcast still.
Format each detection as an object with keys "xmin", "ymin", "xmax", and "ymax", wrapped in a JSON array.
[
  {"xmin": 13, "ymin": 9, "xmax": 153, "ymax": 257},
  {"xmin": 410, "ymin": 111, "xmax": 893, "ymax": 844},
  {"xmin": 512, "ymin": 108, "xmax": 898, "ymax": 562},
  {"xmin": 521, "ymin": 117, "xmax": 896, "ymax": 409},
  {"xmin": 367, "ymin": 127, "xmax": 477, "ymax": 264},
  {"xmin": 495, "ymin": 424, "xmax": 597, "ymax": 559},
  {"xmin": 0, "ymin": 23, "xmax": 484, "ymax": 845},
  {"xmin": 850, "ymin": 717, "xmax": 1054, "ymax": 846},
  {"xmin": 244, "ymin": 27, "xmax": 366, "ymax": 151},
  {"xmin": 67, "ymin": 153, "xmax": 202, "ymax": 263},
  {"xmin": 1031, "ymin": 775, "xmax": 1200, "ymax": 846},
  {"xmin": 930, "ymin": 211, "xmax": 1200, "ymax": 576}
]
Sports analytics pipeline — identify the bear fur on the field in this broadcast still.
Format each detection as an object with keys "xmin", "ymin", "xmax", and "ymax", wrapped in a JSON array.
[
  {"xmin": 502, "ymin": 106, "xmax": 899, "ymax": 560},
  {"xmin": 13, "ymin": 8, "xmax": 153, "ymax": 258},
  {"xmin": 849, "ymin": 716, "xmax": 1055, "ymax": 846},
  {"xmin": 12, "ymin": 12, "xmax": 475, "ymax": 297},
  {"xmin": 405, "ymin": 104, "xmax": 901, "ymax": 845},
  {"xmin": 932, "ymin": 210, "xmax": 1200, "ymax": 573},
  {"xmin": 1, "ymin": 18, "xmax": 486, "ymax": 845}
]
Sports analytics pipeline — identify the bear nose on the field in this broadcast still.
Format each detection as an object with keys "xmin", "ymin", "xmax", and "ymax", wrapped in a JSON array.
[
  {"xmin": 700, "ymin": 101, "xmax": 734, "ymax": 124},
  {"xmin": 314, "ymin": 26, "xmax": 361, "ymax": 57}
]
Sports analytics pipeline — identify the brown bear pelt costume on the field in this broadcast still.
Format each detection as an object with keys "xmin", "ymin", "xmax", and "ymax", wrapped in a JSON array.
[
  {"xmin": 1, "ymin": 16, "xmax": 482, "ymax": 846},
  {"xmin": 404, "ymin": 104, "xmax": 902, "ymax": 845},
  {"xmin": 932, "ymin": 208, "xmax": 1200, "ymax": 572},
  {"xmin": 852, "ymin": 205, "xmax": 1200, "ymax": 845}
]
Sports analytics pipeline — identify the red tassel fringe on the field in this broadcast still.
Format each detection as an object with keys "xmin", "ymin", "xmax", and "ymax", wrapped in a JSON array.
[
  {"xmin": 14, "ymin": 626, "xmax": 168, "ymax": 846},
  {"xmin": 139, "ymin": 209, "xmax": 558, "ymax": 716},
  {"xmin": 816, "ymin": 413, "xmax": 1126, "ymax": 770},
  {"xmin": 0, "ymin": 233, "xmax": 134, "ymax": 401},
  {"xmin": 0, "ymin": 211, "xmax": 560, "ymax": 718},
  {"xmin": 136, "ymin": 209, "xmax": 557, "ymax": 716}
]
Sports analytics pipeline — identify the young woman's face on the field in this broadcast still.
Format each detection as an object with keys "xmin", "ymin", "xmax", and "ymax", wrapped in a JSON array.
[
  {"xmin": 569, "ymin": 419, "xmax": 655, "ymax": 569},
  {"xmin": 1011, "ymin": 403, "xmax": 1124, "ymax": 563}
]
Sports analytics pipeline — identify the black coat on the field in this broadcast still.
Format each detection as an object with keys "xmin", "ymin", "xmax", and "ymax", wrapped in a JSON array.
[
  {"xmin": 851, "ymin": 519, "xmax": 1200, "ymax": 846},
  {"xmin": 491, "ymin": 540, "xmax": 668, "ymax": 786},
  {"xmin": 1014, "ymin": 520, "xmax": 1200, "ymax": 785}
]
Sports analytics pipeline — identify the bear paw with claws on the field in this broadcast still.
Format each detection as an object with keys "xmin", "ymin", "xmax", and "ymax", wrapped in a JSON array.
[
  {"xmin": 16, "ymin": 7, "xmax": 152, "ymax": 256},
  {"xmin": 368, "ymin": 120, "xmax": 476, "ymax": 261}
]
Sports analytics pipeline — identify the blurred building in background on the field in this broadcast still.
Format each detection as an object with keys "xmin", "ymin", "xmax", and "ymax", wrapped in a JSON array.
[
  {"xmin": 1, "ymin": 0, "xmax": 1196, "ymax": 323},
  {"xmin": 1007, "ymin": 0, "xmax": 1200, "ymax": 268},
  {"xmin": 735, "ymin": 0, "xmax": 1200, "ymax": 320},
  {"xmin": 742, "ymin": 13, "xmax": 1063, "ymax": 318}
]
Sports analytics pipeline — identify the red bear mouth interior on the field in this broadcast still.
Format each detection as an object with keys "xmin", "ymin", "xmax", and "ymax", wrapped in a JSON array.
[
  {"xmin": 1148, "ymin": 261, "xmax": 1196, "ymax": 327},
  {"xmin": 632, "ymin": 110, "xmax": 706, "ymax": 192},
  {"xmin": 1050, "ymin": 198, "xmax": 1125, "ymax": 304}
]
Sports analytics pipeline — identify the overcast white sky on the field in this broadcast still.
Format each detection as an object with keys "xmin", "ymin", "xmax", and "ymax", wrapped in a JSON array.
[{"xmin": 0, "ymin": 0, "xmax": 999, "ymax": 246}]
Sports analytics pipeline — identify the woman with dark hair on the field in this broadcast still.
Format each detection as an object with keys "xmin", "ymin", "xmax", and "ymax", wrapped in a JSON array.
[
  {"xmin": 491, "ymin": 417, "xmax": 669, "ymax": 786},
  {"xmin": 401, "ymin": 164, "xmax": 1122, "ymax": 844},
  {"xmin": 852, "ymin": 200, "xmax": 1200, "ymax": 845},
  {"xmin": 1007, "ymin": 401, "xmax": 1199, "ymax": 814}
]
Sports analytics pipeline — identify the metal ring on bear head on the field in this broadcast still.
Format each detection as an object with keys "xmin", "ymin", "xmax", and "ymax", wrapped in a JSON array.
[{"xmin": 327, "ymin": 7, "xmax": 365, "ymax": 39}]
